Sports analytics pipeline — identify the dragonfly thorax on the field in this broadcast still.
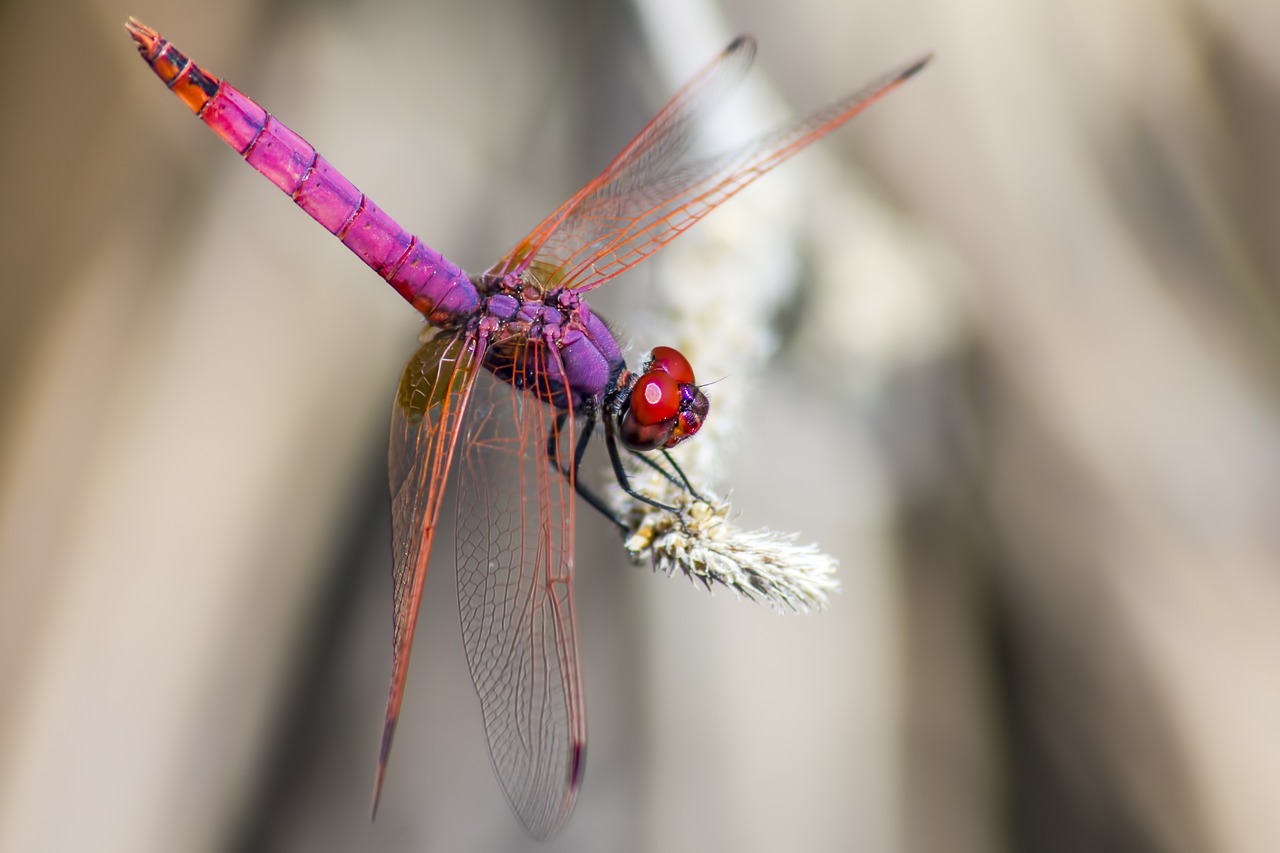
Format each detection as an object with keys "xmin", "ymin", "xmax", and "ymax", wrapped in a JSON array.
[{"xmin": 473, "ymin": 283, "xmax": 625, "ymax": 412}]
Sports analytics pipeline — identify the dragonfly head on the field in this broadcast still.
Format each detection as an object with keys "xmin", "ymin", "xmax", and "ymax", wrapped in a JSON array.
[{"xmin": 618, "ymin": 346, "xmax": 710, "ymax": 451}]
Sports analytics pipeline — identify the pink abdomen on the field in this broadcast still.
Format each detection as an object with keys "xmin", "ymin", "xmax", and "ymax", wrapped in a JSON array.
[{"xmin": 126, "ymin": 19, "xmax": 478, "ymax": 326}]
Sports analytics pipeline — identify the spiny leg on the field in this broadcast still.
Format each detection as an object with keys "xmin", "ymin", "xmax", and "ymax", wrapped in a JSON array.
[
  {"xmin": 547, "ymin": 411, "xmax": 701, "ymax": 524},
  {"xmin": 659, "ymin": 448, "xmax": 711, "ymax": 503},
  {"xmin": 625, "ymin": 447, "xmax": 685, "ymax": 489},
  {"xmin": 547, "ymin": 410, "xmax": 628, "ymax": 532},
  {"xmin": 603, "ymin": 419, "xmax": 683, "ymax": 515},
  {"xmin": 622, "ymin": 447, "xmax": 710, "ymax": 503}
]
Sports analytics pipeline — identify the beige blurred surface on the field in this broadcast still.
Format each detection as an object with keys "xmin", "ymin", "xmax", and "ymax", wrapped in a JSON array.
[{"xmin": 3, "ymin": 0, "xmax": 1279, "ymax": 851}]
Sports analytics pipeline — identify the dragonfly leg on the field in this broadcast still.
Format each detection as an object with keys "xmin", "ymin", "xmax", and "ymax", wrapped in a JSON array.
[
  {"xmin": 621, "ymin": 448, "xmax": 710, "ymax": 503},
  {"xmin": 603, "ymin": 420, "xmax": 683, "ymax": 515},
  {"xmin": 624, "ymin": 447, "xmax": 683, "ymax": 488},
  {"xmin": 659, "ymin": 449, "xmax": 711, "ymax": 503},
  {"xmin": 547, "ymin": 410, "xmax": 628, "ymax": 533}
]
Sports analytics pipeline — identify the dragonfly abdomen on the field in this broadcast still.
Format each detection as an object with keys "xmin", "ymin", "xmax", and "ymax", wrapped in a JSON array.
[{"xmin": 126, "ymin": 19, "xmax": 479, "ymax": 327}]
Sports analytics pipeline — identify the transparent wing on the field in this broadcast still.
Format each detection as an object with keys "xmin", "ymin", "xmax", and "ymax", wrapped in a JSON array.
[
  {"xmin": 485, "ymin": 36, "xmax": 757, "ymax": 286},
  {"xmin": 488, "ymin": 40, "xmax": 929, "ymax": 293},
  {"xmin": 371, "ymin": 331, "xmax": 480, "ymax": 815},
  {"xmin": 454, "ymin": 338, "xmax": 585, "ymax": 840}
]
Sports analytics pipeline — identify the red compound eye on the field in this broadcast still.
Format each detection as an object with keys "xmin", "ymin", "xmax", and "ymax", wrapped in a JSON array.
[
  {"xmin": 647, "ymin": 346, "xmax": 695, "ymax": 385},
  {"xmin": 629, "ymin": 370, "xmax": 681, "ymax": 425}
]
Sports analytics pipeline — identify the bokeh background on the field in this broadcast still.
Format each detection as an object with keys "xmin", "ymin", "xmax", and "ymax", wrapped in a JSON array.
[{"xmin": 3, "ymin": 0, "xmax": 1279, "ymax": 850}]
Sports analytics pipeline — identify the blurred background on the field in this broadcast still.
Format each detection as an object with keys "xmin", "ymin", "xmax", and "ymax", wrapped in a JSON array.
[{"xmin": 3, "ymin": 0, "xmax": 1280, "ymax": 850}]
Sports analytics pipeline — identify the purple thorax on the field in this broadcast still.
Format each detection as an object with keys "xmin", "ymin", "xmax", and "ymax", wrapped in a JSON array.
[{"xmin": 475, "ymin": 276, "xmax": 625, "ymax": 411}]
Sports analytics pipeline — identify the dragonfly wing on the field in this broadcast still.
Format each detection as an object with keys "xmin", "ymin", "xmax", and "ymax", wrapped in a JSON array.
[
  {"xmin": 372, "ymin": 331, "xmax": 480, "ymax": 816},
  {"xmin": 494, "ymin": 45, "xmax": 928, "ymax": 293},
  {"xmin": 454, "ymin": 339, "xmax": 585, "ymax": 840},
  {"xmin": 486, "ymin": 36, "xmax": 757, "ymax": 286}
]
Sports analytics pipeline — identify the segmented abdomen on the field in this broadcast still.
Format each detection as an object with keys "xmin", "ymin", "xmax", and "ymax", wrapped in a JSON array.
[{"xmin": 127, "ymin": 19, "xmax": 478, "ymax": 326}]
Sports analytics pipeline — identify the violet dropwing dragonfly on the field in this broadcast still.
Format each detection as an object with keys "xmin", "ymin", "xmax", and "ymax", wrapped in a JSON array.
[{"xmin": 126, "ymin": 18, "xmax": 928, "ymax": 838}]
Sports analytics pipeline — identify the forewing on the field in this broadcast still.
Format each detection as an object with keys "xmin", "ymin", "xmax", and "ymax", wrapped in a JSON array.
[
  {"xmin": 496, "ymin": 48, "xmax": 929, "ymax": 293},
  {"xmin": 454, "ymin": 339, "xmax": 585, "ymax": 839},
  {"xmin": 485, "ymin": 36, "xmax": 757, "ymax": 287},
  {"xmin": 371, "ymin": 331, "xmax": 479, "ymax": 815}
]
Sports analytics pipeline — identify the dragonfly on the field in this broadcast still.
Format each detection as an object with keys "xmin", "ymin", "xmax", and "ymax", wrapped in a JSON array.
[{"xmin": 126, "ymin": 17, "xmax": 928, "ymax": 838}]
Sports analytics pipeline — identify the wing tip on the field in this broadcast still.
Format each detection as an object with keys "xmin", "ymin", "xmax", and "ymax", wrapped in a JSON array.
[
  {"xmin": 535, "ymin": 739, "xmax": 588, "ymax": 839},
  {"xmin": 899, "ymin": 52, "xmax": 934, "ymax": 82},
  {"xmin": 569, "ymin": 738, "xmax": 587, "ymax": 792},
  {"xmin": 369, "ymin": 716, "xmax": 399, "ymax": 821}
]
